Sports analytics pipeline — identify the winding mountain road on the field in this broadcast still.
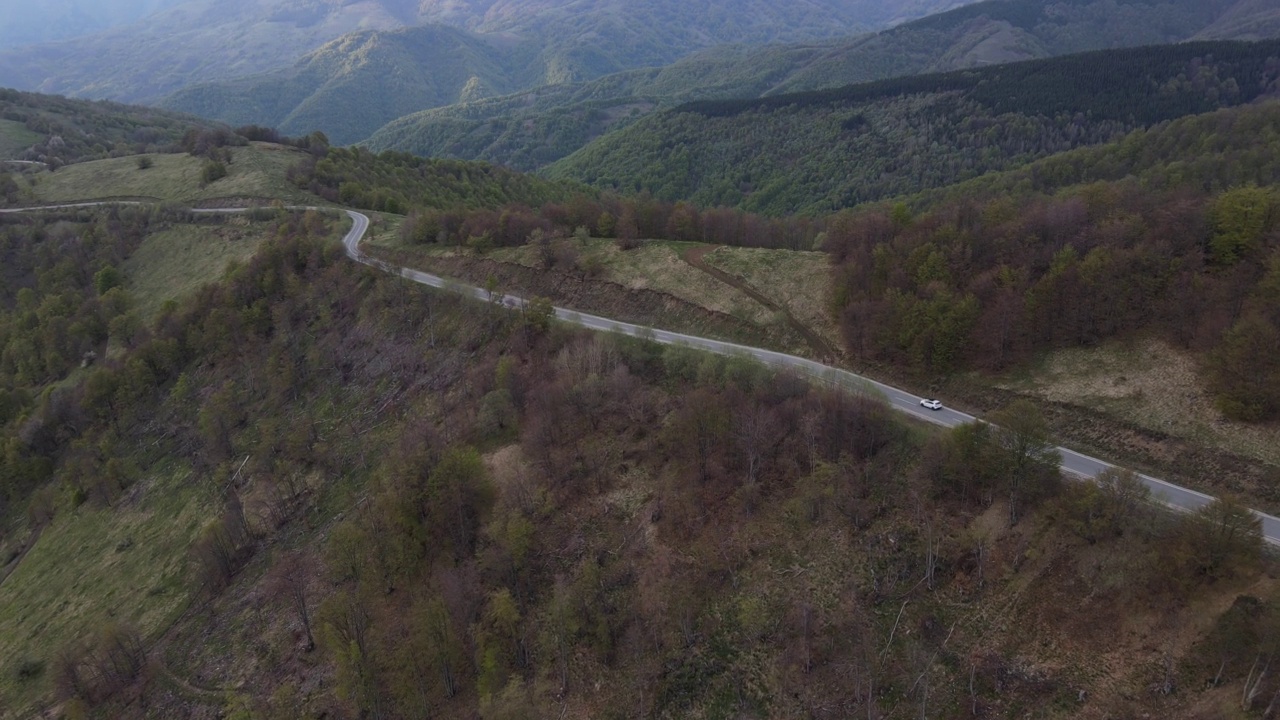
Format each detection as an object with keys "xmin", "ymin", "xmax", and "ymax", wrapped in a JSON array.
[
  {"xmin": 338, "ymin": 209, "xmax": 1280, "ymax": 546},
  {"xmin": 3, "ymin": 202, "xmax": 1275, "ymax": 544}
]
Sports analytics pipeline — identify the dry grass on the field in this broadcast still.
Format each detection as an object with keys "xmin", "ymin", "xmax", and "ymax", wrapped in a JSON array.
[
  {"xmin": 27, "ymin": 143, "xmax": 317, "ymax": 205},
  {"xmin": 361, "ymin": 212, "xmax": 405, "ymax": 249},
  {"xmin": 401, "ymin": 237, "xmax": 785, "ymax": 329},
  {"xmin": 998, "ymin": 337, "xmax": 1280, "ymax": 467},
  {"xmin": 701, "ymin": 246, "xmax": 841, "ymax": 348},
  {"xmin": 584, "ymin": 241, "xmax": 778, "ymax": 327}
]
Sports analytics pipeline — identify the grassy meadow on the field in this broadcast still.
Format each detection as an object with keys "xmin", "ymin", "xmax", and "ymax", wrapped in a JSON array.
[
  {"xmin": 0, "ymin": 120, "xmax": 41, "ymax": 160},
  {"xmin": 0, "ymin": 465, "xmax": 215, "ymax": 715},
  {"xmin": 125, "ymin": 212, "xmax": 349, "ymax": 318},
  {"xmin": 700, "ymin": 245, "xmax": 838, "ymax": 348},
  {"xmin": 21, "ymin": 143, "xmax": 318, "ymax": 206}
]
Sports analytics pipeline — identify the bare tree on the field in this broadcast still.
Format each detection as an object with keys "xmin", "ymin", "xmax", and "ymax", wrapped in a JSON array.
[
  {"xmin": 733, "ymin": 401, "xmax": 775, "ymax": 487},
  {"xmin": 268, "ymin": 550, "xmax": 318, "ymax": 651},
  {"xmin": 1244, "ymin": 653, "xmax": 1271, "ymax": 711}
]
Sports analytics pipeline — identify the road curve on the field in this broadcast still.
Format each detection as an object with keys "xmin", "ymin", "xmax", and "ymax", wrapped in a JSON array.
[
  {"xmin": 339, "ymin": 210, "xmax": 1280, "ymax": 546},
  {"xmin": 4, "ymin": 202, "xmax": 1275, "ymax": 545}
]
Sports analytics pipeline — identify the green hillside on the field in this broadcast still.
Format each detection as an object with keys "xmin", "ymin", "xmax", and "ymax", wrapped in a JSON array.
[
  {"xmin": 2, "ymin": 203, "xmax": 1276, "ymax": 720},
  {"xmin": 163, "ymin": 0, "xmax": 977, "ymax": 147},
  {"xmin": 905, "ymin": 100, "xmax": 1280, "ymax": 207},
  {"xmin": 547, "ymin": 40, "xmax": 1280, "ymax": 215},
  {"xmin": 0, "ymin": 120, "xmax": 40, "ymax": 160},
  {"xmin": 768, "ymin": 0, "xmax": 1248, "ymax": 94},
  {"xmin": 366, "ymin": 0, "xmax": 1271, "ymax": 170},
  {"xmin": 1196, "ymin": 0, "xmax": 1280, "ymax": 40},
  {"xmin": 4, "ymin": 79, "xmax": 1280, "ymax": 720},
  {"xmin": 7, "ymin": 143, "xmax": 314, "ymax": 205},
  {"xmin": 161, "ymin": 25, "xmax": 542, "ymax": 146},
  {"xmin": 362, "ymin": 43, "xmax": 825, "ymax": 166},
  {"xmin": 0, "ymin": 0, "xmax": 431, "ymax": 104},
  {"xmin": 0, "ymin": 88, "xmax": 218, "ymax": 166}
]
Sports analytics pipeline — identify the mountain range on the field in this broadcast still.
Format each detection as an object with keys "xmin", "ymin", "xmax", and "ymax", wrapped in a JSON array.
[
  {"xmin": 0, "ymin": 0, "xmax": 183, "ymax": 51},
  {"xmin": 0, "ymin": 0, "xmax": 973, "ymax": 107},
  {"xmin": 363, "ymin": 0, "xmax": 1280, "ymax": 169},
  {"xmin": 545, "ymin": 40, "xmax": 1280, "ymax": 214}
]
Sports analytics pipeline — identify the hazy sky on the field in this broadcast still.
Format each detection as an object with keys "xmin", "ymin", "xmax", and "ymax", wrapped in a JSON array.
[{"xmin": 0, "ymin": 0, "xmax": 181, "ymax": 50}]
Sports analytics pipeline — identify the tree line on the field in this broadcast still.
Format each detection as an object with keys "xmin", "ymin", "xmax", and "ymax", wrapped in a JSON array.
[
  {"xmin": 549, "ymin": 43, "xmax": 1280, "ymax": 215},
  {"xmin": 285, "ymin": 147, "xmax": 581, "ymax": 216},
  {"xmin": 825, "ymin": 180, "xmax": 1280, "ymax": 420},
  {"xmin": 0, "ymin": 88, "xmax": 221, "ymax": 168},
  {"xmin": 401, "ymin": 192, "xmax": 823, "ymax": 251}
]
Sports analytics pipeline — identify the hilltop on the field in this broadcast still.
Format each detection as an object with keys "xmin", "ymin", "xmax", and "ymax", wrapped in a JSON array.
[
  {"xmin": 0, "ymin": 88, "xmax": 218, "ymax": 166},
  {"xmin": 159, "ymin": 25, "xmax": 542, "ymax": 147}
]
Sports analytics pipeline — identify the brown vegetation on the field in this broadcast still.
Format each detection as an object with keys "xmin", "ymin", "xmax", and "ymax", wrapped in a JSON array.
[{"xmin": 826, "ymin": 183, "xmax": 1280, "ymax": 420}]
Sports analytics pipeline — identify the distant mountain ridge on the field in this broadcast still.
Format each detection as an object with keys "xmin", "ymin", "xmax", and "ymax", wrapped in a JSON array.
[
  {"xmin": 159, "ymin": 25, "xmax": 539, "ymax": 146},
  {"xmin": 543, "ymin": 40, "xmax": 1280, "ymax": 215},
  {"xmin": 0, "ymin": 0, "xmax": 974, "ymax": 106},
  {"xmin": 0, "ymin": 0, "xmax": 183, "ymax": 51},
  {"xmin": 0, "ymin": 0, "xmax": 422, "ymax": 103},
  {"xmin": 365, "ymin": 0, "xmax": 1274, "ymax": 169}
]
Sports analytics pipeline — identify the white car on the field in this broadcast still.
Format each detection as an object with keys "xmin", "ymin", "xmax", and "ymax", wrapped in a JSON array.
[{"xmin": 920, "ymin": 399, "xmax": 943, "ymax": 411}]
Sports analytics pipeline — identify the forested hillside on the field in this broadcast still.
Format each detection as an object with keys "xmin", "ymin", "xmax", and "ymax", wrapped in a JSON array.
[
  {"xmin": 366, "ymin": 0, "xmax": 1276, "ymax": 170},
  {"xmin": 0, "ymin": 89, "xmax": 217, "ymax": 166},
  {"xmin": 768, "ymin": 0, "xmax": 1252, "ymax": 94},
  {"xmin": 907, "ymin": 101, "xmax": 1280, "ymax": 206},
  {"xmin": 5, "ymin": 57, "xmax": 1280, "ymax": 720},
  {"xmin": 1197, "ymin": 0, "xmax": 1280, "ymax": 40},
  {"xmin": 0, "ymin": 0, "xmax": 428, "ymax": 104},
  {"xmin": 548, "ymin": 41, "xmax": 1280, "ymax": 214},
  {"xmin": 0, "ymin": 205, "xmax": 286, "ymax": 523},
  {"xmin": 890, "ymin": 105, "xmax": 1280, "ymax": 416},
  {"xmin": 285, "ymin": 147, "xmax": 585, "ymax": 214},
  {"xmin": 361, "ymin": 98, "xmax": 1280, "ymax": 513},
  {"xmin": 362, "ymin": 44, "xmax": 818, "ymax": 168},
  {"xmin": 161, "ymin": 26, "xmax": 543, "ymax": 146},
  {"xmin": 163, "ymin": 0, "xmax": 981, "ymax": 148},
  {"xmin": 2, "ymin": 203, "xmax": 1275, "ymax": 720}
]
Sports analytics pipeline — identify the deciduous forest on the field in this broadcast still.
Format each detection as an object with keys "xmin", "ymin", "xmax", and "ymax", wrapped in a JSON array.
[
  {"xmin": 4, "ymin": 26, "xmax": 1280, "ymax": 720},
  {"xmin": 549, "ymin": 42, "xmax": 1280, "ymax": 214}
]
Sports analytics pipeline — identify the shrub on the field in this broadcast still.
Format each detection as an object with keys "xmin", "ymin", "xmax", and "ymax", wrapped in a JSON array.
[
  {"xmin": 201, "ymin": 160, "xmax": 227, "ymax": 185},
  {"xmin": 15, "ymin": 658, "xmax": 44, "ymax": 681}
]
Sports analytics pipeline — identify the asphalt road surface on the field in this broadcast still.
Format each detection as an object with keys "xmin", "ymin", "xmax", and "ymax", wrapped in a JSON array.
[{"xmin": 5, "ymin": 203, "xmax": 1275, "ymax": 545}]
